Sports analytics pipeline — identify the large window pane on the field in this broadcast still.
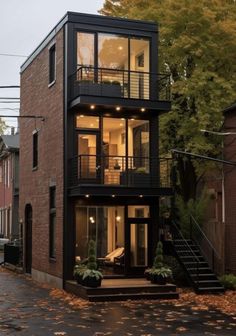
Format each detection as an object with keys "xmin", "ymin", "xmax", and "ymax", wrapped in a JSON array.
[
  {"xmin": 98, "ymin": 34, "xmax": 128, "ymax": 87},
  {"xmin": 130, "ymin": 223, "xmax": 148, "ymax": 267},
  {"xmin": 77, "ymin": 32, "xmax": 94, "ymax": 67},
  {"xmin": 103, "ymin": 118, "xmax": 126, "ymax": 185},
  {"xmin": 75, "ymin": 206, "xmax": 125, "ymax": 274},
  {"xmin": 78, "ymin": 134, "xmax": 97, "ymax": 179},
  {"xmin": 76, "ymin": 115, "xmax": 99, "ymax": 129},
  {"xmin": 130, "ymin": 38, "xmax": 150, "ymax": 99},
  {"xmin": 128, "ymin": 119, "xmax": 149, "ymax": 171},
  {"xmin": 128, "ymin": 205, "xmax": 150, "ymax": 218}
]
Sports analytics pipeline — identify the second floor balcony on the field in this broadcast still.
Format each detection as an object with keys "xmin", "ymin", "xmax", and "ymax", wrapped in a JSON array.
[
  {"xmin": 68, "ymin": 66, "xmax": 171, "ymax": 111},
  {"xmin": 68, "ymin": 155, "xmax": 172, "ymax": 195}
]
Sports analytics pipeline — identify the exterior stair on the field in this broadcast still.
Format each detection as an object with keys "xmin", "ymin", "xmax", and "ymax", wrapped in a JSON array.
[{"xmin": 173, "ymin": 238, "xmax": 224, "ymax": 294}]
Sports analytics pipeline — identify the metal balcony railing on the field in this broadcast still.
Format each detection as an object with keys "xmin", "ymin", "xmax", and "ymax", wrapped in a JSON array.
[
  {"xmin": 68, "ymin": 66, "xmax": 171, "ymax": 102},
  {"xmin": 68, "ymin": 155, "xmax": 172, "ymax": 188}
]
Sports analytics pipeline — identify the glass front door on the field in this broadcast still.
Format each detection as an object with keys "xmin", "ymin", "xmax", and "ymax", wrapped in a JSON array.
[{"xmin": 77, "ymin": 131, "xmax": 100, "ymax": 182}]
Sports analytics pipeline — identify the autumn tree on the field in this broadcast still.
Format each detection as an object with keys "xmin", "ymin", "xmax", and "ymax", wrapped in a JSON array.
[{"xmin": 100, "ymin": 0, "xmax": 236, "ymax": 201}]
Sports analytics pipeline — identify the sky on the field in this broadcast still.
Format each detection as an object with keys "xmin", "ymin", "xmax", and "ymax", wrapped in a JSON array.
[{"xmin": 0, "ymin": 0, "xmax": 104, "ymax": 132}]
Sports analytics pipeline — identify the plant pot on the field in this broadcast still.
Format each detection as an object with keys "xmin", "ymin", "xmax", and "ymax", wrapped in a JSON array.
[
  {"xmin": 75, "ymin": 274, "xmax": 84, "ymax": 285},
  {"xmin": 150, "ymin": 274, "xmax": 167, "ymax": 285},
  {"xmin": 82, "ymin": 277, "xmax": 102, "ymax": 288}
]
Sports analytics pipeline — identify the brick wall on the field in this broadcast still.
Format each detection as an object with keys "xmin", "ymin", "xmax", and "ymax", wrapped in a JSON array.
[
  {"xmin": 20, "ymin": 28, "xmax": 64, "ymax": 281},
  {"xmin": 224, "ymin": 110, "xmax": 236, "ymax": 274}
]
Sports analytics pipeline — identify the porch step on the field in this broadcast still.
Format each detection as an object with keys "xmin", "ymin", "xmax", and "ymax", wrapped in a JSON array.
[
  {"xmin": 65, "ymin": 280, "xmax": 179, "ymax": 302},
  {"xmin": 196, "ymin": 286, "xmax": 225, "ymax": 294}
]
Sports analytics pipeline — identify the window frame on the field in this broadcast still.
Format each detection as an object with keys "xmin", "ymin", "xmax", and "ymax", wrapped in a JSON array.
[
  {"xmin": 32, "ymin": 130, "xmax": 38, "ymax": 170},
  {"xmin": 48, "ymin": 43, "xmax": 56, "ymax": 86}
]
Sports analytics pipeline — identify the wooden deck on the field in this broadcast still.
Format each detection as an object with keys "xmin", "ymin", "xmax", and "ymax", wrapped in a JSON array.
[{"xmin": 65, "ymin": 278, "xmax": 179, "ymax": 302}]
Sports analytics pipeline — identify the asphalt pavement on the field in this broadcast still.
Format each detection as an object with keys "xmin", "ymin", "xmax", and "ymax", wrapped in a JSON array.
[{"xmin": 0, "ymin": 265, "xmax": 235, "ymax": 335}]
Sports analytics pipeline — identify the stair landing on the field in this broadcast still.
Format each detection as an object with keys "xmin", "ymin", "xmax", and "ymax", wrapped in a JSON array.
[{"xmin": 65, "ymin": 278, "xmax": 179, "ymax": 302}]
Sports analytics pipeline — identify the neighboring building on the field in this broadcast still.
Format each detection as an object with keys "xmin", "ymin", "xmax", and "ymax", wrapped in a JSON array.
[
  {"xmin": 20, "ymin": 12, "xmax": 172, "ymax": 288},
  {"xmin": 0, "ymin": 133, "xmax": 19, "ymax": 240},
  {"xmin": 223, "ymin": 102, "xmax": 236, "ymax": 274}
]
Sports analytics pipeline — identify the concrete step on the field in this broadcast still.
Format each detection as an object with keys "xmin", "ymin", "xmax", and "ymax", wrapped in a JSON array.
[{"xmin": 88, "ymin": 291, "xmax": 179, "ymax": 302}]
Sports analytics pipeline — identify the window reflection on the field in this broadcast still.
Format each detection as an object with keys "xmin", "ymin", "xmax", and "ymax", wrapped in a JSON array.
[{"xmin": 77, "ymin": 32, "xmax": 94, "ymax": 67}]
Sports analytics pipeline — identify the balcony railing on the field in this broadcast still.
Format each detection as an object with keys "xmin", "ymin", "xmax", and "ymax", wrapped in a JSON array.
[
  {"xmin": 68, "ymin": 155, "xmax": 172, "ymax": 188},
  {"xmin": 68, "ymin": 66, "xmax": 171, "ymax": 102}
]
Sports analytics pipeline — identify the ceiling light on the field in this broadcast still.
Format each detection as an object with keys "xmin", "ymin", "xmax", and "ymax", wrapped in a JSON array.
[
  {"xmin": 141, "ymin": 108, "xmax": 146, "ymax": 112},
  {"xmin": 121, "ymin": 118, "xmax": 125, "ymax": 121},
  {"xmin": 85, "ymin": 194, "xmax": 90, "ymax": 198},
  {"xmin": 118, "ymin": 46, "xmax": 123, "ymax": 50},
  {"xmin": 131, "ymin": 118, "xmax": 135, "ymax": 121},
  {"xmin": 90, "ymin": 105, "xmax": 95, "ymax": 110},
  {"xmin": 116, "ymin": 216, "xmax": 121, "ymax": 221},
  {"xmin": 116, "ymin": 106, "xmax": 121, "ymax": 111},
  {"xmin": 112, "ymin": 195, "xmax": 116, "ymax": 198},
  {"xmin": 139, "ymin": 195, "xmax": 143, "ymax": 198},
  {"xmin": 79, "ymin": 115, "xmax": 84, "ymax": 118}
]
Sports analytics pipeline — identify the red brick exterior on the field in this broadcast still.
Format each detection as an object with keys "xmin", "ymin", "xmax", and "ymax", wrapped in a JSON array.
[
  {"xmin": 20, "ymin": 28, "xmax": 64, "ymax": 281},
  {"xmin": 223, "ymin": 109, "xmax": 236, "ymax": 274}
]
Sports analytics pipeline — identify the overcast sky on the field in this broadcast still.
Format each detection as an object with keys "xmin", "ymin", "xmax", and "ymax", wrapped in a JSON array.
[{"xmin": 0, "ymin": 0, "xmax": 104, "ymax": 131}]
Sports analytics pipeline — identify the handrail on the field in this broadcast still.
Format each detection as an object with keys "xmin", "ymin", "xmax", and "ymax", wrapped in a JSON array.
[
  {"xmin": 190, "ymin": 214, "xmax": 221, "ymax": 260},
  {"xmin": 72, "ymin": 65, "xmax": 170, "ymax": 79},
  {"xmin": 69, "ymin": 154, "xmax": 172, "ymax": 161},
  {"xmin": 172, "ymin": 220, "xmax": 201, "ymax": 285}
]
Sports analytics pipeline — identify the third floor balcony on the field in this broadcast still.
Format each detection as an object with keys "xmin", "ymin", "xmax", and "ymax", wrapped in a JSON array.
[{"xmin": 68, "ymin": 66, "xmax": 171, "ymax": 111}]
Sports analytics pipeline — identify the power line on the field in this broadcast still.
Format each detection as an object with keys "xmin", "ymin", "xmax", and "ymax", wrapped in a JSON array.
[
  {"xmin": 0, "ymin": 53, "xmax": 27, "ymax": 58},
  {"xmin": 0, "ymin": 97, "xmax": 20, "ymax": 100},
  {"xmin": 0, "ymin": 86, "xmax": 20, "ymax": 89}
]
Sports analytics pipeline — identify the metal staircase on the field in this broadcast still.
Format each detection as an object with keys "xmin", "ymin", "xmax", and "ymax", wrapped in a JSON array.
[{"xmin": 172, "ymin": 221, "xmax": 224, "ymax": 294}]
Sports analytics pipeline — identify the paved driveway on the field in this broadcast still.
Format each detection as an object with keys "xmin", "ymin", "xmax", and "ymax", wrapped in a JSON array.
[{"xmin": 0, "ymin": 267, "xmax": 235, "ymax": 335}]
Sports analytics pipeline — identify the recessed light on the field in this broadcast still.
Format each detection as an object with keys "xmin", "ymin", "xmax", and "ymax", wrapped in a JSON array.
[
  {"xmin": 141, "ymin": 108, "xmax": 146, "ymax": 112},
  {"xmin": 85, "ymin": 194, "xmax": 90, "ymax": 198},
  {"xmin": 112, "ymin": 195, "xmax": 116, "ymax": 198},
  {"xmin": 118, "ymin": 46, "xmax": 123, "ymax": 50},
  {"xmin": 116, "ymin": 106, "xmax": 121, "ymax": 111},
  {"xmin": 131, "ymin": 118, "xmax": 135, "ymax": 121},
  {"xmin": 121, "ymin": 118, "xmax": 125, "ymax": 120},
  {"xmin": 139, "ymin": 195, "xmax": 143, "ymax": 198},
  {"xmin": 79, "ymin": 115, "xmax": 84, "ymax": 118},
  {"xmin": 90, "ymin": 105, "xmax": 95, "ymax": 110}
]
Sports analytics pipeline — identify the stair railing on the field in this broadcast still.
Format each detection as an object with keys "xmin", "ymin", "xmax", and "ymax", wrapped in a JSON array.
[
  {"xmin": 172, "ymin": 220, "xmax": 202, "ymax": 287},
  {"xmin": 189, "ymin": 214, "xmax": 222, "ymax": 274}
]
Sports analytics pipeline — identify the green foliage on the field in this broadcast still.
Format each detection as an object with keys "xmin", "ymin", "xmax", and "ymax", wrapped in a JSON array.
[
  {"xmin": 153, "ymin": 241, "xmax": 164, "ymax": 268},
  {"xmin": 149, "ymin": 266, "xmax": 172, "ymax": 278},
  {"xmin": 99, "ymin": 0, "xmax": 236, "ymax": 201},
  {"xmin": 73, "ymin": 263, "xmax": 87, "ymax": 277},
  {"xmin": 82, "ymin": 269, "xmax": 103, "ymax": 281},
  {"xmin": 164, "ymin": 256, "xmax": 188, "ymax": 286},
  {"xmin": 176, "ymin": 189, "xmax": 210, "ymax": 237},
  {"xmin": 87, "ymin": 239, "xmax": 97, "ymax": 270},
  {"xmin": 219, "ymin": 274, "xmax": 236, "ymax": 290}
]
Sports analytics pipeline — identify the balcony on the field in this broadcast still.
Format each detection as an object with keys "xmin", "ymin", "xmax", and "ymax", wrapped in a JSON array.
[
  {"xmin": 68, "ymin": 66, "xmax": 171, "ymax": 110},
  {"xmin": 68, "ymin": 155, "xmax": 172, "ymax": 195}
]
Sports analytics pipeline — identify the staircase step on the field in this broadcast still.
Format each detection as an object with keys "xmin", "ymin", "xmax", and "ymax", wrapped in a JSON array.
[
  {"xmin": 88, "ymin": 291, "xmax": 179, "ymax": 302},
  {"xmin": 183, "ymin": 261, "xmax": 208, "ymax": 268},
  {"xmin": 188, "ymin": 267, "xmax": 212, "ymax": 274},
  {"xmin": 196, "ymin": 280, "xmax": 222, "ymax": 286},
  {"xmin": 190, "ymin": 273, "xmax": 218, "ymax": 281},
  {"xmin": 180, "ymin": 255, "xmax": 205, "ymax": 261},
  {"xmin": 196, "ymin": 286, "xmax": 225, "ymax": 294}
]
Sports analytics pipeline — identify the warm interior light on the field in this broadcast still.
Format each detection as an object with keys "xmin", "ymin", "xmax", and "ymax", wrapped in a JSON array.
[
  {"xmin": 116, "ymin": 106, "xmax": 121, "ymax": 111},
  {"xmin": 112, "ymin": 195, "xmax": 116, "ymax": 198},
  {"xmin": 79, "ymin": 115, "xmax": 84, "ymax": 118},
  {"xmin": 141, "ymin": 108, "xmax": 146, "ymax": 112},
  {"xmin": 121, "ymin": 118, "xmax": 125, "ymax": 120},
  {"xmin": 85, "ymin": 194, "xmax": 90, "ymax": 198},
  {"xmin": 116, "ymin": 216, "xmax": 121, "ymax": 221},
  {"xmin": 90, "ymin": 105, "xmax": 95, "ymax": 110},
  {"xmin": 89, "ymin": 216, "xmax": 95, "ymax": 223},
  {"xmin": 139, "ymin": 195, "xmax": 143, "ymax": 198},
  {"xmin": 118, "ymin": 46, "xmax": 123, "ymax": 50}
]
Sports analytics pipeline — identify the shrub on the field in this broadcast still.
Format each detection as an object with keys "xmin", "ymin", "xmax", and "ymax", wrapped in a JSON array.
[
  {"xmin": 164, "ymin": 256, "xmax": 189, "ymax": 286},
  {"xmin": 153, "ymin": 241, "xmax": 164, "ymax": 268},
  {"xmin": 87, "ymin": 240, "xmax": 97, "ymax": 270},
  {"xmin": 219, "ymin": 274, "xmax": 236, "ymax": 290}
]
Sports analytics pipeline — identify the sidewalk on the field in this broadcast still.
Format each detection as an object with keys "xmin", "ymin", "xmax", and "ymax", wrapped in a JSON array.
[{"xmin": 0, "ymin": 266, "xmax": 235, "ymax": 335}]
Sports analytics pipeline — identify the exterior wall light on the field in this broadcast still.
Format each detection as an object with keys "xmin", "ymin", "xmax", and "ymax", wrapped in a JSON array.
[{"xmin": 90, "ymin": 105, "xmax": 95, "ymax": 110}]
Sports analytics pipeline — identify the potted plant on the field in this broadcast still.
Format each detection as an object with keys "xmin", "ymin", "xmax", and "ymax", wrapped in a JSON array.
[
  {"xmin": 148, "ymin": 241, "xmax": 172, "ymax": 285},
  {"xmin": 74, "ymin": 240, "xmax": 103, "ymax": 288}
]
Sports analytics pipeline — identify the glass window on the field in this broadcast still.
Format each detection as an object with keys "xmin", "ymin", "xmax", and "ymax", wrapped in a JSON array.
[
  {"xmin": 128, "ymin": 119, "xmax": 149, "ymax": 171},
  {"xmin": 75, "ymin": 206, "xmax": 125, "ymax": 274},
  {"xmin": 32, "ymin": 131, "xmax": 38, "ymax": 169},
  {"xmin": 78, "ymin": 134, "xmax": 97, "ymax": 179},
  {"xmin": 130, "ymin": 223, "xmax": 148, "ymax": 267},
  {"xmin": 130, "ymin": 38, "xmax": 150, "ymax": 99},
  {"xmin": 77, "ymin": 32, "xmax": 94, "ymax": 67},
  {"xmin": 49, "ymin": 44, "xmax": 56, "ymax": 84},
  {"xmin": 128, "ymin": 205, "xmax": 150, "ymax": 218},
  {"xmin": 103, "ymin": 118, "xmax": 126, "ymax": 184},
  {"xmin": 76, "ymin": 115, "xmax": 99, "ymax": 129}
]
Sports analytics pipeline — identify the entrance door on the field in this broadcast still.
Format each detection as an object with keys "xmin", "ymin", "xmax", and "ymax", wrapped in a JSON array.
[
  {"xmin": 25, "ymin": 204, "xmax": 32, "ymax": 274},
  {"xmin": 77, "ymin": 131, "xmax": 101, "ymax": 183},
  {"xmin": 126, "ymin": 218, "xmax": 150, "ymax": 275}
]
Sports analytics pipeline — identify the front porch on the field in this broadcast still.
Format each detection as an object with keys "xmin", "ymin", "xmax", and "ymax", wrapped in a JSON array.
[{"xmin": 65, "ymin": 278, "xmax": 179, "ymax": 302}]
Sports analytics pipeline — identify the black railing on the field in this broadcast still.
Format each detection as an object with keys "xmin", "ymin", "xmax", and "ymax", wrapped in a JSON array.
[
  {"xmin": 69, "ymin": 66, "xmax": 171, "ymax": 102},
  {"xmin": 172, "ymin": 220, "xmax": 201, "ymax": 286},
  {"xmin": 190, "ymin": 214, "xmax": 222, "ymax": 274},
  {"xmin": 68, "ymin": 155, "xmax": 172, "ymax": 188}
]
